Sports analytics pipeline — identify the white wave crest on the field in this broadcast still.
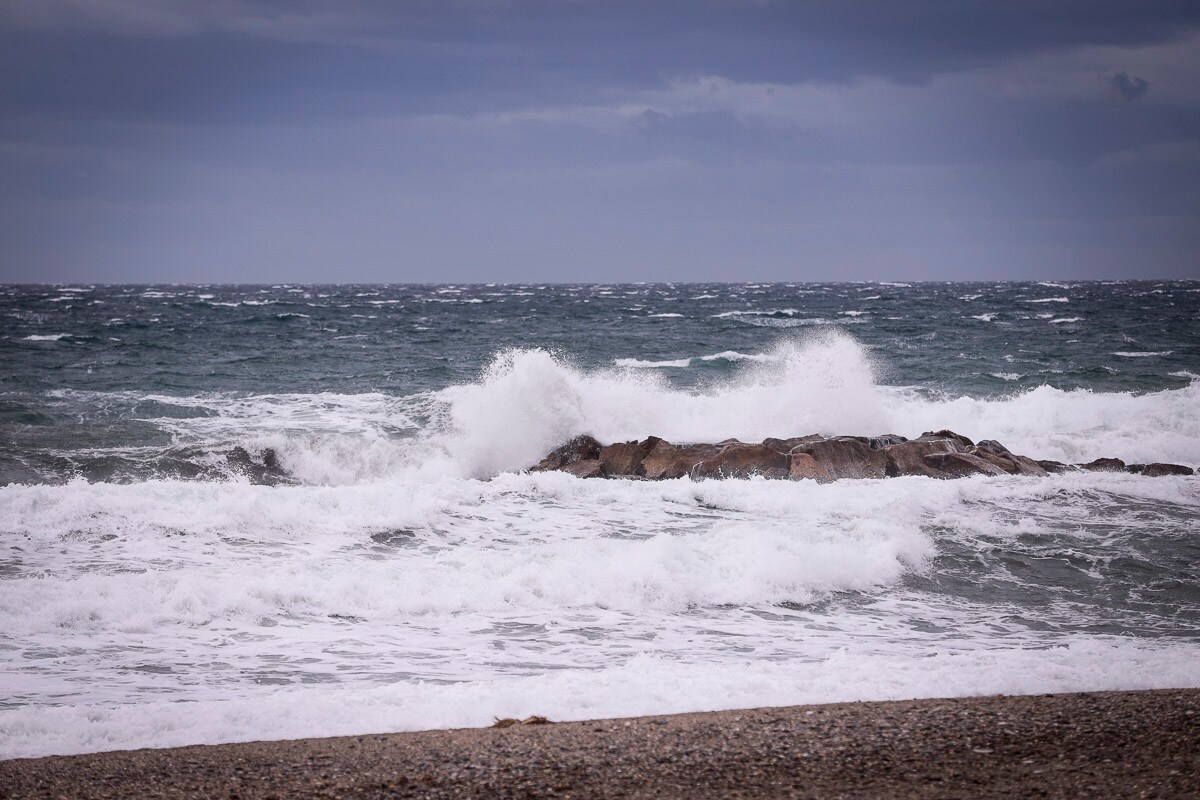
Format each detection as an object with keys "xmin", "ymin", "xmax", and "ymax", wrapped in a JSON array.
[
  {"xmin": 613, "ymin": 351, "xmax": 777, "ymax": 370},
  {"xmin": 887, "ymin": 381, "xmax": 1200, "ymax": 464},
  {"xmin": 712, "ymin": 309, "xmax": 800, "ymax": 318},
  {"xmin": 698, "ymin": 350, "xmax": 775, "ymax": 363},
  {"xmin": 439, "ymin": 333, "xmax": 886, "ymax": 477},
  {"xmin": 1113, "ymin": 351, "xmax": 1173, "ymax": 358},
  {"xmin": 613, "ymin": 357, "xmax": 692, "ymax": 369}
]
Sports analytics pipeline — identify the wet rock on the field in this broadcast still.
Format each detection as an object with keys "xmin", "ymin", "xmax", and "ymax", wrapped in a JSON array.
[
  {"xmin": 1078, "ymin": 457, "xmax": 1126, "ymax": 472},
  {"xmin": 694, "ymin": 443, "xmax": 788, "ymax": 479},
  {"xmin": 598, "ymin": 437, "xmax": 662, "ymax": 477},
  {"xmin": 923, "ymin": 452, "xmax": 1008, "ymax": 478},
  {"xmin": 1127, "ymin": 463, "xmax": 1194, "ymax": 477},
  {"xmin": 868, "ymin": 434, "xmax": 909, "ymax": 450},
  {"xmin": 562, "ymin": 460, "xmax": 604, "ymax": 478},
  {"xmin": 788, "ymin": 452, "xmax": 833, "ymax": 481},
  {"xmin": 884, "ymin": 439, "xmax": 964, "ymax": 478},
  {"xmin": 761, "ymin": 435, "xmax": 824, "ymax": 454},
  {"xmin": 1037, "ymin": 460, "xmax": 1075, "ymax": 474},
  {"xmin": 970, "ymin": 440, "xmax": 1048, "ymax": 477},
  {"xmin": 790, "ymin": 438, "xmax": 888, "ymax": 480},
  {"xmin": 918, "ymin": 430, "xmax": 975, "ymax": 449},
  {"xmin": 641, "ymin": 440, "xmax": 721, "ymax": 480},
  {"xmin": 530, "ymin": 435, "xmax": 602, "ymax": 472}
]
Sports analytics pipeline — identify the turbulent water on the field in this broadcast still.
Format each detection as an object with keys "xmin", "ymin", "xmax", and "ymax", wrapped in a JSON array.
[{"xmin": 2, "ymin": 281, "xmax": 1199, "ymax": 759}]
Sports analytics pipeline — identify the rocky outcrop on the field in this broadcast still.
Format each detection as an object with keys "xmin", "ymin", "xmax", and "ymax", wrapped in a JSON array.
[
  {"xmin": 693, "ymin": 443, "xmax": 788, "ymax": 479},
  {"xmin": 1079, "ymin": 457, "xmax": 1126, "ymax": 472},
  {"xmin": 532, "ymin": 435, "xmax": 602, "ymax": 472},
  {"xmin": 598, "ymin": 438, "xmax": 660, "ymax": 476},
  {"xmin": 789, "ymin": 437, "xmax": 889, "ymax": 480},
  {"xmin": 884, "ymin": 438, "xmax": 964, "ymax": 478},
  {"xmin": 1128, "ymin": 462, "xmax": 1196, "ymax": 477},
  {"xmin": 923, "ymin": 451, "xmax": 1008, "ymax": 478},
  {"xmin": 971, "ymin": 440, "xmax": 1048, "ymax": 477},
  {"xmin": 641, "ymin": 440, "xmax": 722, "ymax": 480},
  {"xmin": 529, "ymin": 430, "xmax": 1195, "ymax": 482}
]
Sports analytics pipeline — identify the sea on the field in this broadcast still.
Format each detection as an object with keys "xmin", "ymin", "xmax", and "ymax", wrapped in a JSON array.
[{"xmin": 1, "ymin": 280, "xmax": 1198, "ymax": 759}]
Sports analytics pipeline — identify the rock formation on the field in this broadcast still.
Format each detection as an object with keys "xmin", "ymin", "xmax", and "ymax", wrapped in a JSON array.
[{"xmin": 529, "ymin": 432, "xmax": 1194, "ymax": 481}]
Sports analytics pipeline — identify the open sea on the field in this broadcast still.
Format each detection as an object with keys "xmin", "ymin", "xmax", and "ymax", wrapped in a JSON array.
[{"xmin": 2, "ymin": 280, "xmax": 1199, "ymax": 759}]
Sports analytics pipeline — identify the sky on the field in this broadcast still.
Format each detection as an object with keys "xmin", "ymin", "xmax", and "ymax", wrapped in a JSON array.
[{"xmin": 1, "ymin": 0, "xmax": 1198, "ymax": 283}]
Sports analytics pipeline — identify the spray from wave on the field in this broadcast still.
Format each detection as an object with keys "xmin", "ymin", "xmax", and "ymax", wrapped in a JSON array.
[
  {"xmin": 438, "ymin": 332, "xmax": 886, "ymax": 477},
  {"xmin": 432, "ymin": 331, "xmax": 1200, "ymax": 477}
]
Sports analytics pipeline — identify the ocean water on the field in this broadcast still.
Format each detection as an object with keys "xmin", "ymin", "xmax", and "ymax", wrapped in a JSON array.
[{"xmin": 1, "ymin": 280, "xmax": 1199, "ymax": 759}]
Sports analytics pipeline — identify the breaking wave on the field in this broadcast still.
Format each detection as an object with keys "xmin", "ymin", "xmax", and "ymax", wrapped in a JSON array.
[{"xmin": 13, "ymin": 331, "xmax": 1200, "ymax": 485}]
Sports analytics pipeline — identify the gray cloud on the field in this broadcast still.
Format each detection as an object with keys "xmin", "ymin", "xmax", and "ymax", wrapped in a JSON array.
[
  {"xmin": 1, "ymin": 2, "xmax": 1198, "ymax": 282},
  {"xmin": 1106, "ymin": 71, "xmax": 1151, "ymax": 102},
  {"xmin": 4, "ymin": 3, "xmax": 1200, "ymax": 84}
]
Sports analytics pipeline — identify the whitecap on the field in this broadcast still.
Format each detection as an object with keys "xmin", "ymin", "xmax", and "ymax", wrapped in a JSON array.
[
  {"xmin": 614, "ymin": 357, "xmax": 692, "ymax": 369},
  {"xmin": 698, "ymin": 351, "xmax": 775, "ymax": 363}
]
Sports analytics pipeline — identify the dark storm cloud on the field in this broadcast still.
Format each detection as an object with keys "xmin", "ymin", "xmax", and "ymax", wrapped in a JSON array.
[
  {"xmin": 1106, "ymin": 71, "xmax": 1151, "ymax": 102},
  {"xmin": 0, "ymin": 1, "xmax": 1198, "ymax": 282},
  {"xmin": 2, "ymin": 1, "xmax": 1198, "ymax": 124}
]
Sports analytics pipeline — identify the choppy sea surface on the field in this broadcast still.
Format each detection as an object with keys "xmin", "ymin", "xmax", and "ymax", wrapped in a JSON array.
[{"xmin": 1, "ymin": 281, "xmax": 1199, "ymax": 759}]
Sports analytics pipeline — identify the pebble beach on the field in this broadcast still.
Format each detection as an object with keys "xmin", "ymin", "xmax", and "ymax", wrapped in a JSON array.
[{"xmin": 4, "ymin": 689, "xmax": 1197, "ymax": 799}]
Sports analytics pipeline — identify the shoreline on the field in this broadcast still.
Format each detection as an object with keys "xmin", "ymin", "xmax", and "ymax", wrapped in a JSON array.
[{"xmin": 3, "ymin": 689, "xmax": 1197, "ymax": 798}]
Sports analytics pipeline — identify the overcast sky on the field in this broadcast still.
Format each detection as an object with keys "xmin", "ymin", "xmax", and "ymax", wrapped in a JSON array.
[{"xmin": 1, "ymin": 1, "xmax": 1198, "ymax": 282}]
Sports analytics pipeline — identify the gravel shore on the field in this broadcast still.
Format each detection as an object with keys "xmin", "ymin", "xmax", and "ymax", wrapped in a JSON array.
[{"xmin": 3, "ymin": 689, "xmax": 1197, "ymax": 799}]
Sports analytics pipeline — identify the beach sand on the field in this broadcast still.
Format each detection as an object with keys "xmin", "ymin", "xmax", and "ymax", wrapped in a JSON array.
[{"xmin": 2, "ymin": 689, "xmax": 1197, "ymax": 798}]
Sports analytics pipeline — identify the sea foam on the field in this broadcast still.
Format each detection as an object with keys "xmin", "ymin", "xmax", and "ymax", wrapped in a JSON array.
[{"xmin": 4, "ymin": 639, "xmax": 1197, "ymax": 759}]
